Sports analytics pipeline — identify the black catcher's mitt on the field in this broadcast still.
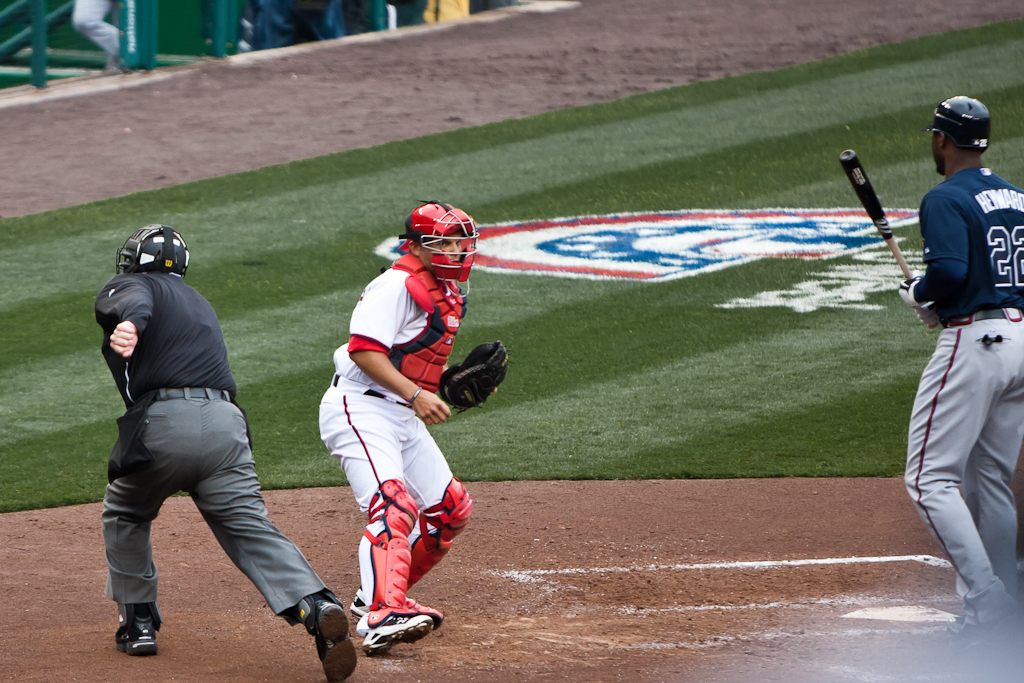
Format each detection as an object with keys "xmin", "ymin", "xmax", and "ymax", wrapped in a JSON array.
[{"xmin": 440, "ymin": 341, "xmax": 508, "ymax": 411}]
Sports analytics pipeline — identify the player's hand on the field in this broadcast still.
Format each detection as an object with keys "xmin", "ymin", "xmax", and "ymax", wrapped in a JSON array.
[
  {"xmin": 897, "ymin": 274, "xmax": 937, "ymax": 313},
  {"xmin": 916, "ymin": 303, "xmax": 941, "ymax": 329},
  {"xmin": 413, "ymin": 390, "xmax": 451, "ymax": 425},
  {"xmin": 898, "ymin": 275, "xmax": 924, "ymax": 308},
  {"xmin": 109, "ymin": 320, "xmax": 138, "ymax": 358}
]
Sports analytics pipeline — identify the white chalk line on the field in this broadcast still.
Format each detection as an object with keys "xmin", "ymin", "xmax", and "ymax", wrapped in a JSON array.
[
  {"xmin": 826, "ymin": 665, "xmax": 960, "ymax": 683},
  {"xmin": 492, "ymin": 555, "xmax": 952, "ymax": 584},
  {"xmin": 612, "ymin": 594, "xmax": 957, "ymax": 617},
  {"xmin": 627, "ymin": 625, "xmax": 947, "ymax": 653}
]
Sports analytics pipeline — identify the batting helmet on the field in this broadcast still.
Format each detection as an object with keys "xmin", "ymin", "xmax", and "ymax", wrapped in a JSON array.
[
  {"xmin": 399, "ymin": 200, "xmax": 478, "ymax": 283},
  {"xmin": 922, "ymin": 96, "xmax": 990, "ymax": 150},
  {"xmin": 116, "ymin": 225, "xmax": 190, "ymax": 276}
]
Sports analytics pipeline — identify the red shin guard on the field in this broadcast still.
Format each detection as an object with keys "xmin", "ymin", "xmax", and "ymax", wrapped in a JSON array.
[
  {"xmin": 365, "ymin": 479, "xmax": 418, "ymax": 611},
  {"xmin": 408, "ymin": 478, "xmax": 473, "ymax": 588}
]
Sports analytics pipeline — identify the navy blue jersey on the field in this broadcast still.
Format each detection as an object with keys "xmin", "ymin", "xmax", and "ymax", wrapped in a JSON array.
[{"xmin": 919, "ymin": 167, "xmax": 1024, "ymax": 318}]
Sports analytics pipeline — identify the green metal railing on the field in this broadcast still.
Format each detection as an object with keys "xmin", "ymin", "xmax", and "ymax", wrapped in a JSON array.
[
  {"xmin": 0, "ymin": 0, "xmax": 73, "ymax": 87},
  {"xmin": 0, "ymin": 0, "xmax": 236, "ymax": 88},
  {"xmin": 0, "ymin": 0, "xmax": 442, "ymax": 90}
]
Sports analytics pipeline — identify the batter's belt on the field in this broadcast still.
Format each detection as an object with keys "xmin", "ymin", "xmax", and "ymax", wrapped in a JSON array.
[{"xmin": 943, "ymin": 308, "xmax": 1024, "ymax": 328}]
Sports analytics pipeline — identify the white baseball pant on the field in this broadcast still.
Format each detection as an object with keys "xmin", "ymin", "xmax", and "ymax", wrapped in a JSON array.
[
  {"xmin": 906, "ymin": 314, "xmax": 1024, "ymax": 626},
  {"xmin": 72, "ymin": 0, "xmax": 119, "ymax": 58}
]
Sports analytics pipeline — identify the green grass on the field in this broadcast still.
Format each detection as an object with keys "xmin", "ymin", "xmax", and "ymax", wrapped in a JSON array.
[{"xmin": 2, "ymin": 18, "xmax": 1024, "ymax": 512}]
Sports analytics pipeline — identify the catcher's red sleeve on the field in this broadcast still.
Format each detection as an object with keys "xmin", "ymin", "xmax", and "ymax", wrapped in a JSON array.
[{"xmin": 348, "ymin": 334, "xmax": 389, "ymax": 355}]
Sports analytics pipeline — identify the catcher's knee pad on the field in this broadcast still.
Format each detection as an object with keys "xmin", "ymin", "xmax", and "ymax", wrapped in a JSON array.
[
  {"xmin": 408, "ymin": 478, "xmax": 473, "ymax": 587},
  {"xmin": 365, "ymin": 479, "xmax": 418, "ymax": 611}
]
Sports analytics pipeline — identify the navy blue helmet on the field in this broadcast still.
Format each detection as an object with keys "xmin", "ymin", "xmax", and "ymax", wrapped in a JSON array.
[{"xmin": 923, "ymin": 96, "xmax": 990, "ymax": 150}]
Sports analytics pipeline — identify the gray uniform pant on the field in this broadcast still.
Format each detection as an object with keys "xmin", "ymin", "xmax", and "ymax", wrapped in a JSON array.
[
  {"xmin": 102, "ymin": 390, "xmax": 325, "ymax": 615},
  {"xmin": 905, "ymin": 316, "xmax": 1024, "ymax": 626},
  {"xmin": 72, "ymin": 0, "xmax": 119, "ymax": 58}
]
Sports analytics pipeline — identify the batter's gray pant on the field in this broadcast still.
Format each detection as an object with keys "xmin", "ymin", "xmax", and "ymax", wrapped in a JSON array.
[
  {"xmin": 72, "ymin": 0, "xmax": 118, "ymax": 58},
  {"xmin": 905, "ymin": 317, "xmax": 1024, "ymax": 626},
  {"xmin": 102, "ymin": 390, "xmax": 325, "ymax": 615}
]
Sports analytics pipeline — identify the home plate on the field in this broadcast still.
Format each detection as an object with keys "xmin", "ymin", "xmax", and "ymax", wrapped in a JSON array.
[{"xmin": 841, "ymin": 606, "xmax": 957, "ymax": 622}]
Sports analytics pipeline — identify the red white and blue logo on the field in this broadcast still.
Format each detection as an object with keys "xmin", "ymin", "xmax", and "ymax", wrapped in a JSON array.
[{"xmin": 375, "ymin": 208, "xmax": 918, "ymax": 281}]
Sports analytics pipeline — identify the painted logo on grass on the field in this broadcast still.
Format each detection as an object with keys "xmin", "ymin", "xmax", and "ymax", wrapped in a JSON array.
[{"xmin": 375, "ymin": 208, "xmax": 919, "ymax": 281}]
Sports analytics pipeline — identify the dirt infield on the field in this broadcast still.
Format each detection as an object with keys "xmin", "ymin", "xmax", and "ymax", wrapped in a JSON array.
[
  {"xmin": 0, "ymin": 478, "xmax": 998, "ymax": 683},
  {"xmin": 0, "ymin": 0, "xmax": 1021, "ymax": 218},
  {"xmin": 4, "ymin": 1, "xmax": 1024, "ymax": 681}
]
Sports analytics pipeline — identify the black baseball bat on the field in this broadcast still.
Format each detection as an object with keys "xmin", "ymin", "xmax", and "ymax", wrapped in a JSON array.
[{"xmin": 839, "ymin": 149, "xmax": 912, "ymax": 278}]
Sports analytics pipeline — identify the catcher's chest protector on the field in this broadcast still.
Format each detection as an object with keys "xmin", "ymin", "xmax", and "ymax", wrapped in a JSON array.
[{"xmin": 389, "ymin": 255, "xmax": 465, "ymax": 392}]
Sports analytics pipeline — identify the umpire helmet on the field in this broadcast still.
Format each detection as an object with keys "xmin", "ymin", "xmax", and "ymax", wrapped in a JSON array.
[
  {"xmin": 922, "ymin": 96, "xmax": 990, "ymax": 150},
  {"xmin": 399, "ymin": 200, "xmax": 478, "ymax": 283},
  {"xmin": 116, "ymin": 225, "xmax": 190, "ymax": 276}
]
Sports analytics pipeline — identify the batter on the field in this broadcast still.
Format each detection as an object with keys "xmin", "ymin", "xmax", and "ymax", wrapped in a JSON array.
[
  {"xmin": 319, "ymin": 201, "xmax": 477, "ymax": 655},
  {"xmin": 900, "ymin": 97, "xmax": 1024, "ymax": 645}
]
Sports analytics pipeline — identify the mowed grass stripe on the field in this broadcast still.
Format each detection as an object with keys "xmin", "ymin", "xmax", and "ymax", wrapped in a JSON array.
[
  {"xmin": 381, "ymin": 299, "xmax": 932, "ymax": 480},
  {"xmin": 0, "ymin": 287, "xmax": 360, "ymax": 445},
  {"xmin": 475, "ymin": 86, "xmax": 1024, "ymax": 222},
  {"xmin": 0, "ymin": 270, "xmax": 632, "ymax": 443},
  {"xmin": 614, "ymin": 379, "xmax": 922, "ymax": 480},
  {"xmin": 745, "ymin": 134, "xmax": 1024, "ymax": 212},
  {"xmin": 2, "ymin": 38, "xmax": 1023, "ymax": 312},
  {"xmin": 3, "ymin": 18, "xmax": 1021, "ymax": 252}
]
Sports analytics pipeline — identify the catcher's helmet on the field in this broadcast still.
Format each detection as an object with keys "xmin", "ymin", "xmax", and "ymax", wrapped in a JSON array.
[
  {"xmin": 116, "ymin": 225, "xmax": 190, "ymax": 276},
  {"xmin": 922, "ymin": 96, "xmax": 990, "ymax": 150},
  {"xmin": 399, "ymin": 200, "xmax": 478, "ymax": 282}
]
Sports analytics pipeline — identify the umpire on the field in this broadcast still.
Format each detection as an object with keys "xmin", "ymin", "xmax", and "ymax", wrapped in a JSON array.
[{"xmin": 95, "ymin": 225, "xmax": 356, "ymax": 681}]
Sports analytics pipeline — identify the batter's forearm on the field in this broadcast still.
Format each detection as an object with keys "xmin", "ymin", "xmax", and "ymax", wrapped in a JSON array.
[
  {"xmin": 918, "ymin": 258, "xmax": 968, "ymax": 302},
  {"xmin": 349, "ymin": 350, "xmax": 421, "ymax": 401}
]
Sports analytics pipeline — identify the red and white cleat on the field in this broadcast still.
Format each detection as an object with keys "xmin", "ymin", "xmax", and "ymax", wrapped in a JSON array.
[{"xmin": 356, "ymin": 608, "xmax": 434, "ymax": 655}]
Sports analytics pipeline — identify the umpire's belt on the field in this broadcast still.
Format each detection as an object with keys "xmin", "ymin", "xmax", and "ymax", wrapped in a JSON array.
[
  {"xmin": 943, "ymin": 308, "xmax": 1024, "ymax": 328},
  {"xmin": 156, "ymin": 387, "xmax": 232, "ymax": 401}
]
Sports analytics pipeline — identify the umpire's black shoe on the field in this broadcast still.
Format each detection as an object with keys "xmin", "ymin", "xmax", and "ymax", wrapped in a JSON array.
[
  {"xmin": 317, "ymin": 603, "xmax": 357, "ymax": 681},
  {"xmin": 295, "ymin": 592, "xmax": 357, "ymax": 682},
  {"xmin": 115, "ymin": 603, "xmax": 160, "ymax": 656}
]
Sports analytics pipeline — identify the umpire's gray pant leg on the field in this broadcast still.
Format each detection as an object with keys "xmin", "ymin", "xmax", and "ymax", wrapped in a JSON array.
[
  {"xmin": 103, "ymin": 438, "xmax": 185, "ymax": 604},
  {"xmin": 103, "ymin": 396, "xmax": 325, "ymax": 613},
  {"xmin": 188, "ymin": 410, "xmax": 326, "ymax": 614},
  {"xmin": 103, "ymin": 496, "xmax": 164, "ymax": 604}
]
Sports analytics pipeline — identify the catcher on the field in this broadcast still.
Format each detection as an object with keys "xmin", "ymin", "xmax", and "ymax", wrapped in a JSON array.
[{"xmin": 318, "ymin": 200, "xmax": 506, "ymax": 655}]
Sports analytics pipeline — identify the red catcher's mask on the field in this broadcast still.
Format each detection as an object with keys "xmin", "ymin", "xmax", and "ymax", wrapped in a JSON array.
[{"xmin": 401, "ymin": 201, "xmax": 479, "ymax": 283}]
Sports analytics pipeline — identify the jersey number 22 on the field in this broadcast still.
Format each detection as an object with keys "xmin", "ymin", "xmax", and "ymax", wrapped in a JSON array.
[{"xmin": 987, "ymin": 225, "xmax": 1024, "ymax": 288}]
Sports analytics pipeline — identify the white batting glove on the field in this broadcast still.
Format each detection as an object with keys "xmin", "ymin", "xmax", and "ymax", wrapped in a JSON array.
[
  {"xmin": 898, "ymin": 275, "xmax": 927, "ymax": 308},
  {"xmin": 916, "ymin": 304, "xmax": 941, "ymax": 329}
]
